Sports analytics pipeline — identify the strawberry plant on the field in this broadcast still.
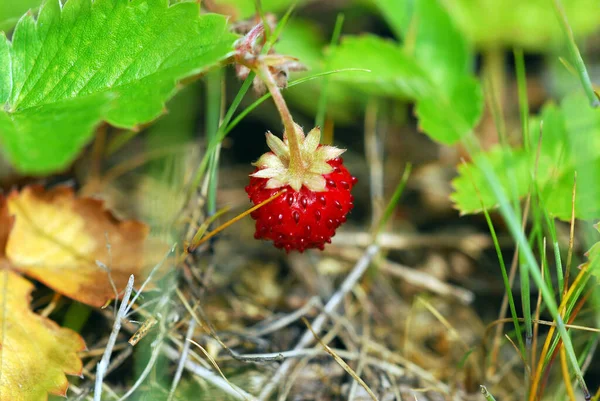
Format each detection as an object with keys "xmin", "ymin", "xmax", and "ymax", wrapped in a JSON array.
[
  {"xmin": 452, "ymin": 93, "xmax": 600, "ymax": 220},
  {"xmin": 2, "ymin": 0, "xmax": 600, "ymax": 400}
]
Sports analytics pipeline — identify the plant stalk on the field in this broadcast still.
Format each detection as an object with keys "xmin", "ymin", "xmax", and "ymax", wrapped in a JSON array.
[{"xmin": 257, "ymin": 63, "xmax": 303, "ymax": 174}]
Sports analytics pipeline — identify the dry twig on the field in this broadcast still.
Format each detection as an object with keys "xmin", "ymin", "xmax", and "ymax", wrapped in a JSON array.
[{"xmin": 258, "ymin": 244, "xmax": 380, "ymax": 400}]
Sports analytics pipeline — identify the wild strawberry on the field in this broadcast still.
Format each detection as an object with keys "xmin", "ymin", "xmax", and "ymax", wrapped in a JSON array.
[{"xmin": 245, "ymin": 124, "xmax": 357, "ymax": 252}]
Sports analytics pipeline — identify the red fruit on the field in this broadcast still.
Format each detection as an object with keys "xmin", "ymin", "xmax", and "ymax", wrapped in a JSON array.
[
  {"xmin": 246, "ymin": 157, "xmax": 357, "ymax": 252},
  {"xmin": 245, "ymin": 124, "xmax": 357, "ymax": 252}
]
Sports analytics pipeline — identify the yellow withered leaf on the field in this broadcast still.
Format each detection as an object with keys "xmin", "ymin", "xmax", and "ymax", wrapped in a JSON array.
[
  {"xmin": 0, "ymin": 269, "xmax": 85, "ymax": 401},
  {"xmin": 4, "ymin": 185, "xmax": 151, "ymax": 307}
]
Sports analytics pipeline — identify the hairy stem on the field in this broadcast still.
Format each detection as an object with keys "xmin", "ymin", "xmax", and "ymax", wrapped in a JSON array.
[{"xmin": 257, "ymin": 63, "xmax": 303, "ymax": 174}]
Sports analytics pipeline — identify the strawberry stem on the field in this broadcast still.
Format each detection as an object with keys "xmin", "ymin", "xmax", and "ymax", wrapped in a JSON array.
[{"xmin": 257, "ymin": 64, "xmax": 303, "ymax": 174}]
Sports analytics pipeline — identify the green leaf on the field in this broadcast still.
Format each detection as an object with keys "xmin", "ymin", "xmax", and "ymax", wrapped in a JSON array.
[
  {"xmin": 372, "ymin": 0, "xmax": 411, "ymax": 39},
  {"xmin": 585, "ymin": 224, "xmax": 600, "ymax": 277},
  {"xmin": 0, "ymin": 34, "xmax": 9, "ymax": 104},
  {"xmin": 445, "ymin": 0, "xmax": 600, "ymax": 50},
  {"xmin": 0, "ymin": 0, "xmax": 237, "ymax": 174},
  {"xmin": 0, "ymin": 94, "xmax": 113, "ymax": 172},
  {"xmin": 275, "ymin": 21, "xmax": 366, "ymax": 123},
  {"xmin": 542, "ymin": 161, "xmax": 600, "ymax": 220},
  {"xmin": 542, "ymin": 95, "xmax": 600, "ymax": 220},
  {"xmin": 415, "ymin": 77, "xmax": 482, "ymax": 144},
  {"xmin": 451, "ymin": 147, "xmax": 531, "ymax": 214},
  {"xmin": 452, "ymin": 93, "xmax": 600, "ymax": 220},
  {"xmin": 560, "ymin": 94, "xmax": 600, "ymax": 164},
  {"xmin": 376, "ymin": 0, "xmax": 470, "ymax": 89},
  {"xmin": 581, "ymin": 227, "xmax": 600, "ymax": 279},
  {"xmin": 0, "ymin": 0, "xmax": 42, "ymax": 32},
  {"xmin": 327, "ymin": 35, "xmax": 430, "ymax": 99},
  {"xmin": 327, "ymin": 0, "xmax": 482, "ymax": 144}
]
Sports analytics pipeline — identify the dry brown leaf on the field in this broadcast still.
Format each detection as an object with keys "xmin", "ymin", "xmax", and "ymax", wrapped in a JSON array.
[
  {"xmin": 0, "ymin": 194, "xmax": 12, "ymax": 259},
  {"xmin": 0, "ymin": 269, "xmax": 85, "ymax": 401},
  {"xmin": 3, "ymin": 185, "xmax": 152, "ymax": 307}
]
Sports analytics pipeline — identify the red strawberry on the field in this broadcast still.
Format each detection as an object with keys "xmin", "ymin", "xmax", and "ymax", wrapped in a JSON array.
[{"xmin": 245, "ymin": 124, "xmax": 357, "ymax": 252}]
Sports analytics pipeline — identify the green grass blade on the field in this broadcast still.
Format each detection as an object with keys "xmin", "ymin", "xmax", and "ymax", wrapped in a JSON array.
[
  {"xmin": 520, "ymin": 254, "xmax": 533, "ymax": 346},
  {"xmin": 462, "ymin": 160, "xmax": 526, "ymax": 359},
  {"xmin": 224, "ymin": 68, "xmax": 370, "ymax": 137},
  {"xmin": 467, "ymin": 136, "xmax": 590, "ymax": 398},
  {"xmin": 546, "ymin": 215, "xmax": 563, "ymax": 299},
  {"xmin": 543, "ymin": 271, "xmax": 592, "ymax": 370},
  {"xmin": 373, "ymin": 163, "xmax": 412, "ymax": 237},
  {"xmin": 480, "ymin": 386, "xmax": 498, "ymax": 401},
  {"xmin": 484, "ymin": 74, "xmax": 522, "ymax": 219},
  {"xmin": 205, "ymin": 68, "xmax": 223, "ymax": 215},
  {"xmin": 552, "ymin": 0, "xmax": 599, "ymax": 107}
]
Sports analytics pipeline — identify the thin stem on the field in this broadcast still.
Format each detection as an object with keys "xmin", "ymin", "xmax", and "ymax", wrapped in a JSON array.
[
  {"xmin": 187, "ymin": 189, "xmax": 286, "ymax": 252},
  {"xmin": 552, "ymin": 0, "xmax": 599, "ymax": 107},
  {"xmin": 206, "ymin": 68, "xmax": 224, "ymax": 215},
  {"xmin": 224, "ymin": 68, "xmax": 368, "ymax": 138},
  {"xmin": 374, "ymin": 163, "xmax": 412, "ymax": 238},
  {"xmin": 256, "ymin": 63, "xmax": 303, "ymax": 173}
]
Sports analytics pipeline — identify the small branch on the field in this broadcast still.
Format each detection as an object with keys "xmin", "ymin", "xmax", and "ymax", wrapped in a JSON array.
[
  {"xmin": 258, "ymin": 244, "xmax": 380, "ymax": 400},
  {"xmin": 327, "ymin": 245, "xmax": 473, "ymax": 303},
  {"xmin": 248, "ymin": 296, "xmax": 321, "ymax": 337},
  {"xmin": 162, "ymin": 345, "xmax": 260, "ymax": 401},
  {"xmin": 302, "ymin": 317, "xmax": 378, "ymax": 401},
  {"xmin": 380, "ymin": 259, "xmax": 474, "ymax": 304},
  {"xmin": 167, "ymin": 319, "xmax": 197, "ymax": 401},
  {"xmin": 331, "ymin": 231, "xmax": 496, "ymax": 256},
  {"xmin": 230, "ymin": 348, "xmax": 405, "ymax": 377},
  {"xmin": 126, "ymin": 244, "xmax": 175, "ymax": 315},
  {"xmin": 364, "ymin": 98, "xmax": 385, "ymax": 228},
  {"xmin": 94, "ymin": 275, "xmax": 135, "ymax": 401},
  {"xmin": 116, "ymin": 289, "xmax": 175, "ymax": 401},
  {"xmin": 73, "ymin": 348, "xmax": 133, "ymax": 401}
]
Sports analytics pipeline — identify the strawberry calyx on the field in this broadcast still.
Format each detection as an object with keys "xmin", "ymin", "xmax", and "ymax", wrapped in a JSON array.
[{"xmin": 251, "ymin": 124, "xmax": 345, "ymax": 192}]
